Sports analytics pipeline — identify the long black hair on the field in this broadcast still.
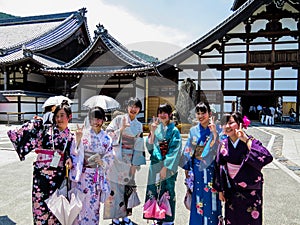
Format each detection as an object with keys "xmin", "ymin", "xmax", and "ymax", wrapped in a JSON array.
[
  {"xmin": 53, "ymin": 100, "xmax": 72, "ymax": 119},
  {"xmin": 157, "ymin": 103, "xmax": 173, "ymax": 116},
  {"xmin": 88, "ymin": 106, "xmax": 106, "ymax": 121},
  {"xmin": 220, "ymin": 111, "xmax": 243, "ymax": 126},
  {"xmin": 127, "ymin": 97, "xmax": 142, "ymax": 109},
  {"xmin": 195, "ymin": 101, "xmax": 211, "ymax": 114}
]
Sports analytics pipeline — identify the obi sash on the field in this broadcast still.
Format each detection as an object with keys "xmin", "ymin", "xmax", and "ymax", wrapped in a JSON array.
[
  {"xmin": 122, "ymin": 134, "xmax": 135, "ymax": 149},
  {"xmin": 227, "ymin": 162, "xmax": 241, "ymax": 179},
  {"xmin": 83, "ymin": 151, "xmax": 104, "ymax": 168},
  {"xmin": 35, "ymin": 148, "xmax": 64, "ymax": 167}
]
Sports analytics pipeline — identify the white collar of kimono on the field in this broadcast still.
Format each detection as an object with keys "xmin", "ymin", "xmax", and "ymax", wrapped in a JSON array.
[
  {"xmin": 90, "ymin": 128, "xmax": 104, "ymax": 136},
  {"xmin": 163, "ymin": 124, "xmax": 168, "ymax": 132},
  {"xmin": 230, "ymin": 138, "xmax": 240, "ymax": 148},
  {"xmin": 126, "ymin": 113, "xmax": 136, "ymax": 123}
]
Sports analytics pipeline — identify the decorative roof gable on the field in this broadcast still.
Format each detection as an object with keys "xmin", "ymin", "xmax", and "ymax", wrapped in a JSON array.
[{"xmin": 0, "ymin": 8, "xmax": 91, "ymax": 65}]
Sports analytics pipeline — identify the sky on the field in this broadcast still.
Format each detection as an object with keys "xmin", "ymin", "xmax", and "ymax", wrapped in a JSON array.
[{"xmin": 1, "ymin": 0, "xmax": 234, "ymax": 59}]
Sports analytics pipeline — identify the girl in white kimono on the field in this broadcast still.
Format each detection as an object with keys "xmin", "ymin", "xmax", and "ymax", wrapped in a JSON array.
[
  {"xmin": 71, "ymin": 107, "xmax": 113, "ymax": 225},
  {"xmin": 104, "ymin": 97, "xmax": 146, "ymax": 225}
]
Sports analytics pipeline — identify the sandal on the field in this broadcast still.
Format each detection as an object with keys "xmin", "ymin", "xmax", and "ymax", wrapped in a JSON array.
[
  {"xmin": 122, "ymin": 218, "xmax": 133, "ymax": 225},
  {"xmin": 111, "ymin": 220, "xmax": 121, "ymax": 225}
]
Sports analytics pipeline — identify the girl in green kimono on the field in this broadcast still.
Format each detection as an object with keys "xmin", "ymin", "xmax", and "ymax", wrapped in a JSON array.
[{"xmin": 144, "ymin": 103, "xmax": 182, "ymax": 225}]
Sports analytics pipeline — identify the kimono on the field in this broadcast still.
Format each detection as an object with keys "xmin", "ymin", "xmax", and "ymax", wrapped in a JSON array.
[
  {"xmin": 71, "ymin": 129, "xmax": 113, "ymax": 225},
  {"xmin": 144, "ymin": 122, "xmax": 182, "ymax": 223},
  {"xmin": 103, "ymin": 114, "xmax": 146, "ymax": 219},
  {"xmin": 7, "ymin": 119, "xmax": 75, "ymax": 225},
  {"xmin": 214, "ymin": 137, "xmax": 273, "ymax": 225},
  {"xmin": 182, "ymin": 124, "xmax": 221, "ymax": 225}
]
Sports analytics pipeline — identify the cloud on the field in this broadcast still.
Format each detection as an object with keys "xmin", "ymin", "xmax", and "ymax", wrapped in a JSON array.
[{"xmin": 1, "ymin": 0, "xmax": 190, "ymax": 58}]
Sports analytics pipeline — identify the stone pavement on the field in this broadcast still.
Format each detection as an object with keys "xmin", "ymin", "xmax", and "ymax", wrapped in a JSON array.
[{"xmin": 0, "ymin": 123, "xmax": 300, "ymax": 225}]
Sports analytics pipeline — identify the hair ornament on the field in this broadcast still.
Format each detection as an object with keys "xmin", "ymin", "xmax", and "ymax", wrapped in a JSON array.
[{"xmin": 243, "ymin": 116, "xmax": 251, "ymax": 129}]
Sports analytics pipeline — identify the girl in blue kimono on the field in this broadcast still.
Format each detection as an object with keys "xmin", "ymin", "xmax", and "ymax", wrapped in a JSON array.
[
  {"xmin": 214, "ymin": 112, "xmax": 273, "ymax": 225},
  {"xmin": 144, "ymin": 103, "xmax": 182, "ymax": 225},
  {"xmin": 181, "ymin": 102, "xmax": 222, "ymax": 225},
  {"xmin": 7, "ymin": 101, "xmax": 75, "ymax": 225}
]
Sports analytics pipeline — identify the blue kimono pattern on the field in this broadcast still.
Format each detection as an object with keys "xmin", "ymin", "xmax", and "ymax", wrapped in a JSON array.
[
  {"xmin": 183, "ymin": 124, "xmax": 221, "ymax": 225},
  {"xmin": 145, "ymin": 122, "xmax": 182, "ymax": 223}
]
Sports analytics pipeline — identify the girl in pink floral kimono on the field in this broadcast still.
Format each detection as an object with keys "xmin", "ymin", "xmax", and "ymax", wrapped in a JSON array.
[
  {"xmin": 214, "ymin": 112, "xmax": 273, "ymax": 225},
  {"xmin": 71, "ymin": 107, "xmax": 113, "ymax": 225},
  {"xmin": 7, "ymin": 101, "xmax": 75, "ymax": 225}
]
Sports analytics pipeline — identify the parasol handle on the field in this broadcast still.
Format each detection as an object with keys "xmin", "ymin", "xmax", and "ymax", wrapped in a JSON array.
[{"xmin": 65, "ymin": 164, "xmax": 70, "ymax": 178}]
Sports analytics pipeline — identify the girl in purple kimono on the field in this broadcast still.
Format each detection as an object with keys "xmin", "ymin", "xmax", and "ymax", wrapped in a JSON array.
[
  {"xmin": 7, "ymin": 101, "xmax": 75, "ymax": 225},
  {"xmin": 214, "ymin": 112, "xmax": 273, "ymax": 225},
  {"xmin": 71, "ymin": 107, "xmax": 113, "ymax": 225}
]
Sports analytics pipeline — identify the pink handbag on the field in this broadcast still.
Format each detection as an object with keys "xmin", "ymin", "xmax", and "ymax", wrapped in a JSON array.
[
  {"xmin": 158, "ymin": 192, "xmax": 172, "ymax": 216},
  {"xmin": 143, "ymin": 198, "xmax": 166, "ymax": 219}
]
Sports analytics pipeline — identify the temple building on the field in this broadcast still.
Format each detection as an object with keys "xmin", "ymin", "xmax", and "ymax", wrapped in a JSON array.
[
  {"xmin": 0, "ymin": 0, "xmax": 299, "ymax": 124},
  {"xmin": 0, "ymin": 8, "xmax": 158, "ymax": 123},
  {"xmin": 158, "ymin": 0, "xmax": 300, "ymax": 122}
]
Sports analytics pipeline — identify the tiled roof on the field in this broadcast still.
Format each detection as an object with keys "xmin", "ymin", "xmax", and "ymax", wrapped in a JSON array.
[
  {"xmin": 42, "ymin": 64, "xmax": 155, "ymax": 76},
  {"xmin": 0, "ymin": 21, "xmax": 61, "ymax": 49},
  {"xmin": 0, "ymin": 8, "xmax": 90, "ymax": 64}
]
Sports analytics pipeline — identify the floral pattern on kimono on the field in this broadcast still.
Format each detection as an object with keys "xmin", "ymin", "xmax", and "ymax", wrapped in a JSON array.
[
  {"xmin": 71, "ymin": 129, "xmax": 113, "ymax": 225},
  {"xmin": 214, "ymin": 137, "xmax": 273, "ymax": 225},
  {"xmin": 182, "ymin": 124, "xmax": 221, "ymax": 225},
  {"xmin": 144, "ymin": 122, "xmax": 182, "ymax": 223},
  {"xmin": 103, "ymin": 114, "xmax": 146, "ymax": 219},
  {"xmin": 7, "ymin": 119, "xmax": 75, "ymax": 225}
]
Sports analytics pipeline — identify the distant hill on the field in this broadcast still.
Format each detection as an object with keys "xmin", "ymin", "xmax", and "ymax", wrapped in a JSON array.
[
  {"xmin": 0, "ymin": 12, "xmax": 17, "ymax": 20},
  {"xmin": 131, "ymin": 50, "xmax": 160, "ymax": 63}
]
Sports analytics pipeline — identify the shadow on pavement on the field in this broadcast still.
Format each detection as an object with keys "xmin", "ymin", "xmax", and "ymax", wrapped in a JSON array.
[{"xmin": 0, "ymin": 215, "xmax": 16, "ymax": 225}]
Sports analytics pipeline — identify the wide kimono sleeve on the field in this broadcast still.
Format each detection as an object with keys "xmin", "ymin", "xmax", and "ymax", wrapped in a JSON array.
[
  {"xmin": 243, "ymin": 138, "xmax": 273, "ymax": 171},
  {"xmin": 179, "ymin": 127, "xmax": 195, "ymax": 169},
  {"xmin": 101, "ymin": 134, "xmax": 114, "ymax": 170},
  {"xmin": 70, "ymin": 140, "xmax": 84, "ymax": 182},
  {"xmin": 164, "ymin": 126, "xmax": 182, "ymax": 172},
  {"xmin": 106, "ymin": 115, "xmax": 123, "ymax": 145},
  {"xmin": 212, "ymin": 141, "xmax": 228, "ymax": 192},
  {"xmin": 132, "ymin": 132, "xmax": 146, "ymax": 166},
  {"xmin": 7, "ymin": 119, "xmax": 44, "ymax": 161}
]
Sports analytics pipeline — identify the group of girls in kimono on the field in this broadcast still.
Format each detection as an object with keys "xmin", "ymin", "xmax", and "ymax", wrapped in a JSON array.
[{"xmin": 7, "ymin": 97, "xmax": 273, "ymax": 225}]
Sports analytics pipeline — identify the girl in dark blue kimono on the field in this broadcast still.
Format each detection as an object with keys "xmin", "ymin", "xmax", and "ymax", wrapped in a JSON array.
[
  {"xmin": 7, "ymin": 101, "xmax": 75, "ymax": 225},
  {"xmin": 181, "ymin": 102, "xmax": 222, "ymax": 225},
  {"xmin": 145, "ymin": 103, "xmax": 182, "ymax": 225},
  {"xmin": 214, "ymin": 112, "xmax": 273, "ymax": 225}
]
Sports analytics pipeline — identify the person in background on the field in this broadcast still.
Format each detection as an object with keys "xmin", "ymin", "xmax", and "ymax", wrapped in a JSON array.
[
  {"xmin": 268, "ymin": 106, "xmax": 276, "ymax": 126},
  {"xmin": 289, "ymin": 107, "xmax": 296, "ymax": 123},
  {"xmin": 7, "ymin": 101, "xmax": 75, "ymax": 225},
  {"xmin": 276, "ymin": 104, "xmax": 282, "ymax": 122},
  {"xmin": 181, "ymin": 101, "xmax": 221, "ymax": 225},
  {"xmin": 214, "ymin": 111, "xmax": 273, "ymax": 225},
  {"xmin": 33, "ymin": 104, "xmax": 56, "ymax": 125},
  {"xmin": 71, "ymin": 107, "xmax": 113, "ymax": 225},
  {"xmin": 103, "ymin": 97, "xmax": 146, "ymax": 225},
  {"xmin": 144, "ymin": 103, "xmax": 182, "ymax": 225},
  {"xmin": 42, "ymin": 105, "xmax": 57, "ymax": 125}
]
